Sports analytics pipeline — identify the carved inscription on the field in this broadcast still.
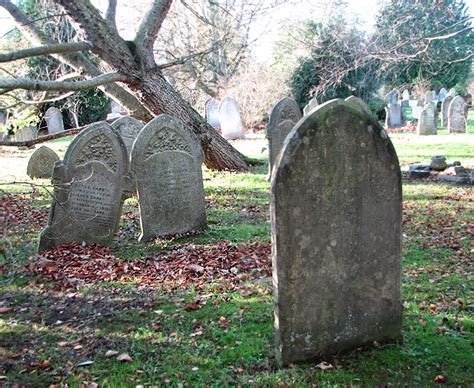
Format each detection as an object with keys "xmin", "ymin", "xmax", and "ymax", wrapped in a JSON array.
[
  {"xmin": 145, "ymin": 129, "xmax": 192, "ymax": 158},
  {"xmin": 75, "ymin": 133, "xmax": 118, "ymax": 172}
]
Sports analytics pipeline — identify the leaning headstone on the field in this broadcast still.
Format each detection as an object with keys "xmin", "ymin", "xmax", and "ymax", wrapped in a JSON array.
[
  {"xmin": 417, "ymin": 103, "xmax": 437, "ymax": 135},
  {"xmin": 205, "ymin": 98, "xmax": 220, "ymax": 129},
  {"xmin": 39, "ymin": 122, "xmax": 127, "ymax": 252},
  {"xmin": 218, "ymin": 96, "xmax": 245, "ymax": 140},
  {"xmin": 438, "ymin": 88, "xmax": 447, "ymax": 102},
  {"xmin": 345, "ymin": 96, "xmax": 371, "ymax": 115},
  {"xmin": 130, "ymin": 115, "xmax": 207, "ymax": 241},
  {"xmin": 385, "ymin": 103, "xmax": 402, "ymax": 127},
  {"xmin": 267, "ymin": 97, "xmax": 302, "ymax": 174},
  {"xmin": 441, "ymin": 95, "xmax": 453, "ymax": 127},
  {"xmin": 111, "ymin": 116, "xmax": 144, "ymax": 196},
  {"xmin": 448, "ymin": 96, "xmax": 466, "ymax": 133},
  {"xmin": 271, "ymin": 99, "xmax": 402, "ymax": 366},
  {"xmin": 44, "ymin": 107, "xmax": 64, "ymax": 135},
  {"xmin": 303, "ymin": 96, "xmax": 319, "ymax": 115},
  {"xmin": 27, "ymin": 146, "xmax": 59, "ymax": 179}
]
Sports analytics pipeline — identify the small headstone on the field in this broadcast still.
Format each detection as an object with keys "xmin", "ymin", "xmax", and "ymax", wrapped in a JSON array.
[
  {"xmin": 417, "ymin": 103, "xmax": 437, "ymax": 135},
  {"xmin": 267, "ymin": 97, "xmax": 302, "ymax": 176},
  {"xmin": 438, "ymin": 88, "xmax": 447, "ymax": 102},
  {"xmin": 345, "ymin": 96, "xmax": 372, "ymax": 115},
  {"xmin": 205, "ymin": 98, "xmax": 220, "ymax": 129},
  {"xmin": 441, "ymin": 95, "xmax": 453, "ymax": 127},
  {"xmin": 303, "ymin": 96, "xmax": 319, "ymax": 115},
  {"xmin": 430, "ymin": 155, "xmax": 447, "ymax": 171},
  {"xmin": 385, "ymin": 103, "xmax": 402, "ymax": 127},
  {"xmin": 106, "ymin": 100, "xmax": 122, "ymax": 121},
  {"xmin": 15, "ymin": 126, "xmax": 36, "ymax": 142},
  {"xmin": 218, "ymin": 96, "xmax": 245, "ymax": 140},
  {"xmin": 39, "ymin": 122, "xmax": 127, "ymax": 252},
  {"xmin": 271, "ymin": 99, "xmax": 402, "ymax": 366},
  {"xmin": 401, "ymin": 90, "xmax": 410, "ymax": 109},
  {"xmin": 44, "ymin": 107, "xmax": 64, "ymax": 135},
  {"xmin": 130, "ymin": 115, "xmax": 207, "ymax": 241},
  {"xmin": 448, "ymin": 96, "xmax": 466, "ymax": 133},
  {"xmin": 111, "ymin": 116, "xmax": 144, "ymax": 196},
  {"xmin": 27, "ymin": 146, "xmax": 59, "ymax": 179}
]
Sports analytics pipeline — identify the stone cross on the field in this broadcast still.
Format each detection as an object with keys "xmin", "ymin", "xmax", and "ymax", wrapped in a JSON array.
[
  {"xmin": 417, "ymin": 103, "xmax": 437, "ymax": 135},
  {"xmin": 303, "ymin": 96, "xmax": 319, "ymax": 115},
  {"xmin": 130, "ymin": 115, "xmax": 207, "ymax": 241},
  {"xmin": 205, "ymin": 98, "xmax": 220, "ymax": 129},
  {"xmin": 44, "ymin": 107, "xmax": 64, "ymax": 135},
  {"xmin": 39, "ymin": 122, "xmax": 127, "ymax": 252},
  {"xmin": 218, "ymin": 96, "xmax": 245, "ymax": 139},
  {"xmin": 27, "ymin": 146, "xmax": 59, "ymax": 179},
  {"xmin": 271, "ymin": 99, "xmax": 402, "ymax": 366},
  {"xmin": 448, "ymin": 96, "xmax": 466, "ymax": 133}
]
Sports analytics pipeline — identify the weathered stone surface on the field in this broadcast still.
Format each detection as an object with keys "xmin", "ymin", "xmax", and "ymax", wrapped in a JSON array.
[
  {"xmin": 430, "ymin": 155, "xmax": 447, "ymax": 171},
  {"xmin": 417, "ymin": 103, "xmax": 437, "ymax": 135},
  {"xmin": 303, "ymin": 96, "xmax": 319, "ymax": 115},
  {"xmin": 385, "ymin": 103, "xmax": 402, "ymax": 127},
  {"xmin": 267, "ymin": 97, "xmax": 302, "ymax": 174},
  {"xmin": 111, "ymin": 116, "xmax": 144, "ymax": 196},
  {"xmin": 130, "ymin": 115, "xmax": 207, "ymax": 241},
  {"xmin": 441, "ymin": 95, "xmax": 453, "ymax": 127},
  {"xmin": 345, "ymin": 96, "xmax": 372, "ymax": 115},
  {"xmin": 218, "ymin": 96, "xmax": 245, "ymax": 139},
  {"xmin": 271, "ymin": 99, "xmax": 402, "ymax": 366},
  {"xmin": 15, "ymin": 126, "xmax": 36, "ymax": 141},
  {"xmin": 205, "ymin": 98, "xmax": 220, "ymax": 129},
  {"xmin": 39, "ymin": 122, "xmax": 127, "ymax": 252},
  {"xmin": 27, "ymin": 146, "xmax": 59, "ymax": 179},
  {"xmin": 438, "ymin": 174, "xmax": 468, "ymax": 184},
  {"xmin": 107, "ymin": 100, "xmax": 123, "ymax": 121},
  {"xmin": 44, "ymin": 107, "xmax": 64, "ymax": 135},
  {"xmin": 448, "ymin": 96, "xmax": 466, "ymax": 133}
]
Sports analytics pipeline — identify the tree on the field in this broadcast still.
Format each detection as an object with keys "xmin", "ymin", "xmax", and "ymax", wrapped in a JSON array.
[{"xmin": 0, "ymin": 0, "xmax": 249, "ymax": 170}]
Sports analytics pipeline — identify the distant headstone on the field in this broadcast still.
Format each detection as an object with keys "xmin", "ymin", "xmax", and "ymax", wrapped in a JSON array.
[
  {"xmin": 384, "ymin": 89, "xmax": 399, "ymax": 104},
  {"xmin": 417, "ymin": 103, "xmax": 437, "ymax": 135},
  {"xmin": 267, "ymin": 97, "xmax": 302, "ymax": 175},
  {"xmin": 218, "ymin": 96, "xmax": 245, "ymax": 139},
  {"xmin": 401, "ymin": 90, "xmax": 410, "ymax": 109},
  {"xmin": 39, "ymin": 122, "xmax": 127, "ymax": 252},
  {"xmin": 271, "ymin": 99, "xmax": 402, "ymax": 366},
  {"xmin": 106, "ymin": 100, "xmax": 122, "ymax": 121},
  {"xmin": 27, "ymin": 146, "xmax": 59, "ymax": 179},
  {"xmin": 447, "ymin": 88, "xmax": 456, "ymax": 97},
  {"xmin": 130, "ymin": 115, "xmax": 207, "ymax": 241},
  {"xmin": 438, "ymin": 88, "xmax": 447, "ymax": 102},
  {"xmin": 448, "ymin": 96, "xmax": 466, "ymax": 133},
  {"xmin": 385, "ymin": 103, "xmax": 402, "ymax": 127},
  {"xmin": 111, "ymin": 116, "xmax": 144, "ymax": 196},
  {"xmin": 441, "ymin": 95, "xmax": 453, "ymax": 127},
  {"xmin": 303, "ymin": 96, "xmax": 319, "ymax": 115},
  {"xmin": 15, "ymin": 126, "xmax": 36, "ymax": 142},
  {"xmin": 205, "ymin": 98, "xmax": 220, "ymax": 129},
  {"xmin": 0, "ymin": 131, "xmax": 5, "ymax": 141},
  {"xmin": 464, "ymin": 93, "xmax": 472, "ymax": 117},
  {"xmin": 424, "ymin": 91, "xmax": 434, "ymax": 105},
  {"xmin": 44, "ymin": 107, "xmax": 64, "ymax": 135},
  {"xmin": 345, "ymin": 96, "xmax": 372, "ymax": 115}
]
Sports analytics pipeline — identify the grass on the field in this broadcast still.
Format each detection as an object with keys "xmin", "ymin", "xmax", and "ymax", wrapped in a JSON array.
[{"xmin": 0, "ymin": 111, "xmax": 473, "ymax": 385}]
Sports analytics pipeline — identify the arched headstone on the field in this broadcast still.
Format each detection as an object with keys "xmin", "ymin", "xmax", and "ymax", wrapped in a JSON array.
[
  {"xmin": 39, "ymin": 122, "xmax": 127, "ymax": 252},
  {"xmin": 417, "ymin": 103, "xmax": 437, "ymax": 135},
  {"xmin": 438, "ymin": 88, "xmax": 447, "ymax": 102},
  {"xmin": 44, "ymin": 107, "xmax": 64, "ymax": 135},
  {"xmin": 448, "ymin": 96, "xmax": 466, "ymax": 133},
  {"xmin": 385, "ymin": 103, "xmax": 402, "ymax": 127},
  {"xmin": 218, "ymin": 96, "xmax": 245, "ymax": 140},
  {"xmin": 271, "ymin": 99, "xmax": 402, "ymax": 366},
  {"xmin": 27, "ymin": 146, "xmax": 59, "ymax": 179},
  {"xmin": 205, "ymin": 98, "xmax": 220, "ymax": 129},
  {"xmin": 131, "ymin": 115, "xmax": 207, "ymax": 241},
  {"xmin": 345, "ymin": 96, "xmax": 371, "ymax": 115},
  {"xmin": 303, "ymin": 96, "xmax": 319, "ymax": 115}
]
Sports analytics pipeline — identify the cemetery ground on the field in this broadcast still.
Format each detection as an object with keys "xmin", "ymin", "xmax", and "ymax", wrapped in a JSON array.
[{"xmin": 1, "ymin": 115, "xmax": 473, "ymax": 386}]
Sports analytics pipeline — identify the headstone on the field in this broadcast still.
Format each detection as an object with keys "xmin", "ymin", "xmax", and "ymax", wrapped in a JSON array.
[
  {"xmin": 424, "ymin": 91, "xmax": 433, "ymax": 105},
  {"xmin": 205, "ymin": 98, "xmax": 220, "ymax": 129},
  {"xmin": 441, "ymin": 95, "xmax": 453, "ymax": 127},
  {"xmin": 44, "ymin": 107, "xmax": 64, "ymax": 135},
  {"xmin": 303, "ymin": 96, "xmax": 319, "ymax": 115},
  {"xmin": 384, "ymin": 89, "xmax": 399, "ymax": 104},
  {"xmin": 39, "ymin": 122, "xmax": 127, "ymax": 252},
  {"xmin": 267, "ymin": 97, "xmax": 302, "ymax": 175},
  {"xmin": 438, "ymin": 88, "xmax": 447, "ymax": 102},
  {"xmin": 385, "ymin": 103, "xmax": 402, "ymax": 127},
  {"xmin": 345, "ymin": 96, "xmax": 372, "ymax": 115},
  {"xmin": 448, "ymin": 96, "xmax": 466, "ymax": 133},
  {"xmin": 27, "ymin": 146, "xmax": 59, "ymax": 179},
  {"xmin": 401, "ymin": 90, "xmax": 410, "ymax": 109},
  {"xmin": 218, "ymin": 96, "xmax": 245, "ymax": 140},
  {"xmin": 271, "ymin": 99, "xmax": 402, "ymax": 366},
  {"xmin": 15, "ymin": 126, "xmax": 36, "ymax": 142},
  {"xmin": 111, "ymin": 116, "xmax": 144, "ymax": 196},
  {"xmin": 417, "ymin": 103, "xmax": 437, "ymax": 135},
  {"xmin": 130, "ymin": 115, "xmax": 207, "ymax": 241},
  {"xmin": 464, "ymin": 93, "xmax": 472, "ymax": 117},
  {"xmin": 106, "ymin": 100, "xmax": 122, "ymax": 121},
  {"xmin": 0, "ymin": 131, "xmax": 5, "ymax": 141},
  {"xmin": 448, "ymin": 88, "xmax": 456, "ymax": 97}
]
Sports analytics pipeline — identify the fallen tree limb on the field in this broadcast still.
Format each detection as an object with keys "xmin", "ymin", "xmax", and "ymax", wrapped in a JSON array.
[{"xmin": 0, "ymin": 127, "xmax": 83, "ymax": 147}]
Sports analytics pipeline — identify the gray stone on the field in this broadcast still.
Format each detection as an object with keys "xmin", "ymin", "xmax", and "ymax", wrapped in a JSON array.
[
  {"xmin": 402, "ymin": 89, "xmax": 410, "ymax": 101},
  {"xmin": 267, "ymin": 97, "xmax": 302, "ymax": 175},
  {"xmin": 438, "ymin": 88, "xmax": 447, "ymax": 102},
  {"xmin": 205, "ymin": 98, "xmax": 220, "ymax": 129},
  {"xmin": 44, "ymin": 107, "xmax": 64, "ymax": 135},
  {"xmin": 438, "ymin": 174, "xmax": 468, "ymax": 184},
  {"xmin": 218, "ymin": 96, "xmax": 245, "ymax": 140},
  {"xmin": 0, "ymin": 131, "xmax": 5, "ymax": 141},
  {"xmin": 448, "ymin": 96, "xmax": 466, "ymax": 133},
  {"xmin": 111, "ymin": 116, "xmax": 144, "ymax": 196},
  {"xmin": 446, "ymin": 166, "xmax": 466, "ymax": 176},
  {"xmin": 106, "ymin": 100, "xmax": 123, "ymax": 121},
  {"xmin": 417, "ymin": 103, "xmax": 437, "ymax": 135},
  {"xmin": 15, "ymin": 126, "xmax": 36, "ymax": 141},
  {"xmin": 384, "ymin": 89, "xmax": 399, "ymax": 104},
  {"xmin": 430, "ymin": 155, "xmax": 447, "ymax": 171},
  {"xmin": 27, "ymin": 146, "xmax": 59, "ymax": 179},
  {"xmin": 441, "ymin": 95, "xmax": 453, "ymax": 127},
  {"xmin": 410, "ymin": 170, "xmax": 430, "ymax": 179},
  {"xmin": 385, "ymin": 103, "xmax": 402, "ymax": 127},
  {"xmin": 130, "ymin": 115, "xmax": 207, "ymax": 241},
  {"xmin": 424, "ymin": 91, "xmax": 434, "ymax": 105},
  {"xmin": 303, "ymin": 96, "xmax": 319, "ymax": 115},
  {"xmin": 408, "ymin": 163, "xmax": 431, "ymax": 172},
  {"xmin": 271, "ymin": 99, "xmax": 402, "ymax": 366},
  {"xmin": 345, "ymin": 96, "xmax": 372, "ymax": 116},
  {"xmin": 39, "ymin": 122, "xmax": 127, "ymax": 252}
]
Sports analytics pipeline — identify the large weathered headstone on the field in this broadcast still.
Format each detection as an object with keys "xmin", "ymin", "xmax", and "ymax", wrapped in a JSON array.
[
  {"xmin": 205, "ymin": 98, "xmax": 220, "ymax": 129},
  {"xmin": 441, "ymin": 95, "xmax": 453, "ymax": 127},
  {"xmin": 303, "ymin": 96, "xmax": 319, "ymax": 115},
  {"xmin": 218, "ymin": 96, "xmax": 245, "ymax": 139},
  {"xmin": 385, "ymin": 103, "xmax": 402, "ymax": 127},
  {"xmin": 417, "ymin": 103, "xmax": 437, "ymax": 135},
  {"xmin": 131, "ymin": 115, "xmax": 207, "ymax": 241},
  {"xmin": 111, "ymin": 116, "xmax": 144, "ymax": 196},
  {"xmin": 27, "ymin": 146, "xmax": 59, "ymax": 179},
  {"xmin": 345, "ymin": 96, "xmax": 371, "ymax": 115},
  {"xmin": 271, "ymin": 99, "xmax": 402, "ymax": 366},
  {"xmin": 448, "ymin": 96, "xmax": 466, "ymax": 133},
  {"xmin": 44, "ymin": 107, "xmax": 64, "ymax": 135},
  {"xmin": 39, "ymin": 122, "xmax": 127, "ymax": 252},
  {"xmin": 267, "ymin": 97, "xmax": 302, "ymax": 174}
]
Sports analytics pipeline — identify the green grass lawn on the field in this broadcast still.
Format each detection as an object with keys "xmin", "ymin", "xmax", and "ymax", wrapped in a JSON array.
[{"xmin": 0, "ymin": 112, "xmax": 473, "ymax": 385}]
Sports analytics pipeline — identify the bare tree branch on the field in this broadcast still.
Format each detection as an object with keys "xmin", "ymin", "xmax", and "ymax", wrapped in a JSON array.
[
  {"xmin": 0, "ymin": 127, "xmax": 83, "ymax": 147},
  {"xmin": 106, "ymin": 0, "xmax": 118, "ymax": 32},
  {"xmin": 3, "ymin": 91, "xmax": 75, "ymax": 105},
  {"xmin": 0, "ymin": 41, "xmax": 92, "ymax": 63}
]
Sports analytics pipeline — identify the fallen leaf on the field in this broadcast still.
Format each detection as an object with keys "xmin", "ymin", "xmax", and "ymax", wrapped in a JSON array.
[
  {"xmin": 183, "ymin": 303, "xmax": 201, "ymax": 312},
  {"xmin": 57, "ymin": 342, "xmax": 69, "ymax": 347},
  {"xmin": 76, "ymin": 361, "xmax": 94, "ymax": 367},
  {"xmin": 105, "ymin": 350, "xmax": 119, "ymax": 358},
  {"xmin": 117, "ymin": 353, "xmax": 133, "ymax": 362},
  {"xmin": 315, "ymin": 361, "xmax": 333, "ymax": 370},
  {"xmin": 434, "ymin": 375, "xmax": 445, "ymax": 383},
  {"xmin": 0, "ymin": 307, "xmax": 13, "ymax": 314}
]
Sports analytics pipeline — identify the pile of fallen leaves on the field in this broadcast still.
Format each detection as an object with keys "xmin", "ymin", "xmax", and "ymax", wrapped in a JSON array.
[
  {"xmin": 1, "ymin": 191, "xmax": 48, "ymax": 234},
  {"xmin": 27, "ymin": 241, "xmax": 271, "ymax": 291},
  {"xmin": 386, "ymin": 122, "xmax": 417, "ymax": 133}
]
